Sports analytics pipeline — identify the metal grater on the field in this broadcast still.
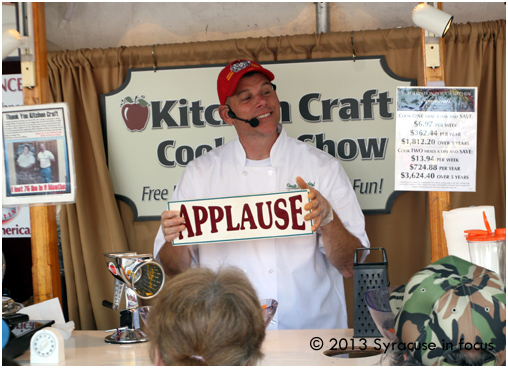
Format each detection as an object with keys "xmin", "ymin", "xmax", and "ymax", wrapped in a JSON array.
[{"xmin": 352, "ymin": 247, "xmax": 389, "ymax": 337}]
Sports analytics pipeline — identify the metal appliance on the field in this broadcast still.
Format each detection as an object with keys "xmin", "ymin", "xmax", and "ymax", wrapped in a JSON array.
[{"xmin": 102, "ymin": 252, "xmax": 165, "ymax": 344}]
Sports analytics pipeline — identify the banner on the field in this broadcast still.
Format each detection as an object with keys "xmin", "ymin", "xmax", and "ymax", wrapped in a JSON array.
[
  {"xmin": 2, "ymin": 74, "xmax": 31, "ymax": 237},
  {"xmin": 2, "ymin": 74, "xmax": 23, "ymax": 107},
  {"xmin": 170, "ymin": 190, "xmax": 312, "ymax": 245},
  {"xmin": 2, "ymin": 207, "xmax": 31, "ymax": 238},
  {"xmin": 101, "ymin": 57, "xmax": 415, "ymax": 220}
]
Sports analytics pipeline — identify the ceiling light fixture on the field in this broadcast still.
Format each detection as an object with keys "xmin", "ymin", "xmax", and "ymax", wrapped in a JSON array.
[
  {"xmin": 412, "ymin": 3, "xmax": 454, "ymax": 37},
  {"xmin": 2, "ymin": 29, "xmax": 26, "ymax": 60}
]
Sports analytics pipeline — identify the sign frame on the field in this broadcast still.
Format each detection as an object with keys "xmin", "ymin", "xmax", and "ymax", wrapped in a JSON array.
[{"xmin": 101, "ymin": 56, "xmax": 416, "ymax": 221}]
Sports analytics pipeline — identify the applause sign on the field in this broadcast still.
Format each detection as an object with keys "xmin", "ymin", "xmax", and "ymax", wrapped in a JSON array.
[
  {"xmin": 101, "ymin": 57, "xmax": 415, "ymax": 221},
  {"xmin": 169, "ymin": 190, "xmax": 312, "ymax": 245}
]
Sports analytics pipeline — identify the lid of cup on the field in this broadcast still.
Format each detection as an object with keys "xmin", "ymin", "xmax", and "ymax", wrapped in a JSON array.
[
  {"xmin": 495, "ymin": 228, "xmax": 506, "ymax": 236},
  {"xmin": 465, "ymin": 228, "xmax": 506, "ymax": 241}
]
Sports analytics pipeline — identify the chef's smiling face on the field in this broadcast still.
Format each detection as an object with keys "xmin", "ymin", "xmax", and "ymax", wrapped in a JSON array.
[{"xmin": 224, "ymin": 72, "xmax": 281, "ymax": 137}]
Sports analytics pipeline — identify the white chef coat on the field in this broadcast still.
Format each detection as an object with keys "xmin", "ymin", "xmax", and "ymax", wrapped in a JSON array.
[{"xmin": 154, "ymin": 125, "xmax": 370, "ymax": 330}]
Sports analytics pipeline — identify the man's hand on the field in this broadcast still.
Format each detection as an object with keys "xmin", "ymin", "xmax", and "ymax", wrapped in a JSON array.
[
  {"xmin": 161, "ymin": 210, "xmax": 186, "ymax": 243},
  {"xmin": 158, "ymin": 210, "xmax": 191, "ymax": 277},
  {"xmin": 296, "ymin": 176, "xmax": 333, "ymax": 231},
  {"xmin": 296, "ymin": 176, "xmax": 361, "ymax": 278}
]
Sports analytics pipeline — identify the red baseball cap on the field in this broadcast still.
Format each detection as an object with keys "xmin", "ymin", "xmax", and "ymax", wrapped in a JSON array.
[{"xmin": 217, "ymin": 59, "xmax": 275, "ymax": 105}]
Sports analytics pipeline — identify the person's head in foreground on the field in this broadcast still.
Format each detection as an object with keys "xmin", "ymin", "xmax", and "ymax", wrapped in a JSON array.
[
  {"xmin": 149, "ymin": 266, "xmax": 266, "ymax": 366},
  {"xmin": 385, "ymin": 255, "xmax": 506, "ymax": 366}
]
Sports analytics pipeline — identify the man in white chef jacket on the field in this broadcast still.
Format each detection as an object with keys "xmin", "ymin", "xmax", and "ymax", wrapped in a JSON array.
[{"xmin": 154, "ymin": 59, "xmax": 370, "ymax": 330}]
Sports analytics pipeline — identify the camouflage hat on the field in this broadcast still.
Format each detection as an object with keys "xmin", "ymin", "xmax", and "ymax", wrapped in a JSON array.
[{"xmin": 389, "ymin": 255, "xmax": 506, "ymax": 366}]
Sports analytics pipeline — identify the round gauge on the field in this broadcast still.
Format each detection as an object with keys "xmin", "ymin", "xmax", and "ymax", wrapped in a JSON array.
[
  {"xmin": 30, "ymin": 328, "xmax": 64, "ymax": 363},
  {"xmin": 32, "ymin": 331, "xmax": 57, "ymax": 357}
]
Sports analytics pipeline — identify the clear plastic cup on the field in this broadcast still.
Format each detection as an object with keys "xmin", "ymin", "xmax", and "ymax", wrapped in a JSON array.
[
  {"xmin": 364, "ymin": 287, "xmax": 397, "ymax": 341},
  {"xmin": 260, "ymin": 298, "xmax": 278, "ymax": 328},
  {"xmin": 466, "ymin": 228, "xmax": 506, "ymax": 285},
  {"xmin": 468, "ymin": 240, "xmax": 505, "ymax": 284}
]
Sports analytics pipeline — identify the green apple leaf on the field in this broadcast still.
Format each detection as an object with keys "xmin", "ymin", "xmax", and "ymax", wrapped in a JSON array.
[
  {"xmin": 137, "ymin": 99, "xmax": 149, "ymax": 107},
  {"xmin": 124, "ymin": 96, "xmax": 134, "ymax": 103}
]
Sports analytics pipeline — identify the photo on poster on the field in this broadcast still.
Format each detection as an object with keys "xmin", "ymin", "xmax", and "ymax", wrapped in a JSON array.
[{"xmin": 2, "ymin": 103, "xmax": 76, "ymax": 205}]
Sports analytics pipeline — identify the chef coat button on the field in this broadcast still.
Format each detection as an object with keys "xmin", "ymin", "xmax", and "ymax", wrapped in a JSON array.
[
  {"xmin": 268, "ymin": 170, "xmax": 274, "ymax": 175},
  {"xmin": 242, "ymin": 171, "xmax": 248, "ymax": 176},
  {"xmin": 268, "ymin": 269, "xmax": 274, "ymax": 274}
]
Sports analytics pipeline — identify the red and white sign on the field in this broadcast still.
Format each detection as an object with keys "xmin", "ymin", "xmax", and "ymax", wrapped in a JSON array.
[
  {"xmin": 108, "ymin": 262, "xmax": 118, "ymax": 276},
  {"xmin": 2, "ymin": 74, "xmax": 31, "ymax": 238},
  {"xmin": 169, "ymin": 190, "xmax": 313, "ymax": 245},
  {"xmin": 2, "ymin": 74, "xmax": 23, "ymax": 107},
  {"xmin": 2, "ymin": 206, "xmax": 31, "ymax": 238}
]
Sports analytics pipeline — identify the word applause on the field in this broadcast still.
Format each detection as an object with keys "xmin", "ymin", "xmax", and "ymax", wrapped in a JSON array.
[{"xmin": 169, "ymin": 190, "xmax": 313, "ymax": 245}]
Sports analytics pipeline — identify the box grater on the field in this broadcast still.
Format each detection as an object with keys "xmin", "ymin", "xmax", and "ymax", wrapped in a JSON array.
[{"xmin": 353, "ymin": 247, "xmax": 389, "ymax": 338}]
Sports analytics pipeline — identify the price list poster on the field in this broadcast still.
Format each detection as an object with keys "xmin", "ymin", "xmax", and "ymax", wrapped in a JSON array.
[{"xmin": 395, "ymin": 87, "xmax": 477, "ymax": 192}]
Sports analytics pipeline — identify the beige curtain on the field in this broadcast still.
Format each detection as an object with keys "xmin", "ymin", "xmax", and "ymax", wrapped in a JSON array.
[
  {"xmin": 47, "ymin": 21, "xmax": 505, "ymax": 330},
  {"xmin": 445, "ymin": 21, "xmax": 506, "ymax": 223}
]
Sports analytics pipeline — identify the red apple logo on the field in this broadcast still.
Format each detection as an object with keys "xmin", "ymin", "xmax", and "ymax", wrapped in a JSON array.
[{"xmin": 121, "ymin": 95, "xmax": 150, "ymax": 132}]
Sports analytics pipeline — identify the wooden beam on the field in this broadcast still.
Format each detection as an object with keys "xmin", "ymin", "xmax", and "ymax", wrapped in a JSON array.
[
  {"xmin": 30, "ymin": 205, "xmax": 60, "ymax": 304},
  {"xmin": 22, "ymin": 2, "xmax": 62, "ymax": 305},
  {"xmin": 421, "ymin": 2, "xmax": 451, "ymax": 262}
]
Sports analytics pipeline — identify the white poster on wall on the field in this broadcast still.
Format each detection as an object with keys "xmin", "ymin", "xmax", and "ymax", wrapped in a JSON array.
[
  {"xmin": 2, "ymin": 73, "xmax": 32, "ymax": 238},
  {"xmin": 2, "ymin": 103, "xmax": 76, "ymax": 206},
  {"xmin": 2, "ymin": 74, "xmax": 23, "ymax": 107},
  {"xmin": 102, "ymin": 57, "xmax": 416, "ymax": 220},
  {"xmin": 2, "ymin": 207, "xmax": 31, "ymax": 238},
  {"xmin": 395, "ymin": 87, "xmax": 477, "ymax": 191}
]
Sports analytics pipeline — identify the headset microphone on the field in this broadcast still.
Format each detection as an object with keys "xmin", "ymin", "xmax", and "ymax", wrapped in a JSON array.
[{"xmin": 227, "ymin": 108, "xmax": 259, "ymax": 128}]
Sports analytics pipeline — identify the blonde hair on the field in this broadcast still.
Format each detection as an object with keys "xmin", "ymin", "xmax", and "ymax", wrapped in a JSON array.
[{"xmin": 149, "ymin": 267, "xmax": 266, "ymax": 365}]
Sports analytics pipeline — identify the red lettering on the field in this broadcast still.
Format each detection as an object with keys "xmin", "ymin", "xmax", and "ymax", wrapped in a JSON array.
[
  {"xmin": 2, "ymin": 226, "xmax": 31, "ymax": 236},
  {"xmin": 2, "ymin": 78, "xmax": 22, "ymax": 92},
  {"xmin": 274, "ymin": 198, "xmax": 289, "ymax": 230},
  {"xmin": 240, "ymin": 203, "xmax": 257, "ymax": 230},
  {"xmin": 225, "ymin": 205, "xmax": 240, "ymax": 231},
  {"xmin": 9, "ymin": 78, "xmax": 18, "ymax": 92},
  {"xmin": 289, "ymin": 195, "xmax": 305, "ymax": 230},
  {"xmin": 22, "ymin": 322, "xmax": 34, "ymax": 329},
  {"xmin": 179, "ymin": 205, "xmax": 193, "ymax": 239},
  {"xmin": 256, "ymin": 201, "xmax": 273, "ymax": 229},
  {"xmin": 192, "ymin": 206, "xmax": 208, "ymax": 236},
  {"xmin": 209, "ymin": 206, "xmax": 224, "ymax": 234}
]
